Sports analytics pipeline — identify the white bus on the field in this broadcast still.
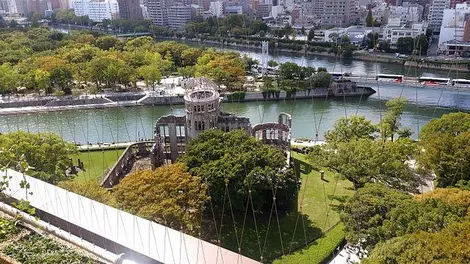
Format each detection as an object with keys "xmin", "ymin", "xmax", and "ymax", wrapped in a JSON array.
[
  {"xmin": 418, "ymin": 77, "xmax": 451, "ymax": 85},
  {"xmin": 451, "ymin": 79, "xmax": 470, "ymax": 87},
  {"xmin": 375, "ymin": 74, "xmax": 404, "ymax": 83}
]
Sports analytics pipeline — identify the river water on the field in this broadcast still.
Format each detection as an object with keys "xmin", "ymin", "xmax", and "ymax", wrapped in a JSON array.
[
  {"xmin": 0, "ymin": 82, "xmax": 468, "ymax": 143},
  {"xmin": 1, "ymin": 39, "xmax": 469, "ymax": 143},
  {"xmin": 200, "ymin": 42, "xmax": 470, "ymax": 79}
]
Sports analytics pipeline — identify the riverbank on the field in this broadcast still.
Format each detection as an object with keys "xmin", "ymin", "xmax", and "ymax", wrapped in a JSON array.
[
  {"xmin": 3, "ymin": 78, "xmax": 470, "ymax": 116},
  {"xmin": 182, "ymin": 38, "xmax": 470, "ymax": 73},
  {"xmin": 0, "ymin": 86, "xmax": 375, "ymax": 115}
]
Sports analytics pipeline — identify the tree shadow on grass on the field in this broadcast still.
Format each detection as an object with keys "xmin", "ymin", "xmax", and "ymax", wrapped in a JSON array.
[
  {"xmin": 293, "ymin": 158, "xmax": 313, "ymax": 176},
  {"xmin": 217, "ymin": 209, "xmax": 322, "ymax": 263}
]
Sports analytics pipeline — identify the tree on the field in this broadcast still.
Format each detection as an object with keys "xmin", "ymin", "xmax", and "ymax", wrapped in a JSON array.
[
  {"xmin": 310, "ymin": 138, "xmax": 417, "ymax": 190},
  {"xmin": 50, "ymin": 66, "xmax": 73, "ymax": 95},
  {"xmin": 138, "ymin": 64, "xmax": 162, "ymax": 90},
  {"xmin": 0, "ymin": 63, "xmax": 20, "ymax": 94},
  {"xmin": 341, "ymin": 183, "xmax": 412, "ymax": 252},
  {"xmin": 123, "ymin": 36, "xmax": 153, "ymax": 52},
  {"xmin": 366, "ymin": 9, "xmax": 374, "ymax": 27},
  {"xmin": 365, "ymin": 32, "xmax": 379, "ymax": 49},
  {"xmin": 418, "ymin": 112, "xmax": 470, "ymax": 188},
  {"xmin": 179, "ymin": 130, "xmax": 298, "ymax": 213},
  {"xmin": 181, "ymin": 48, "xmax": 202, "ymax": 67},
  {"xmin": 177, "ymin": 66, "xmax": 195, "ymax": 79},
  {"xmin": 396, "ymin": 37, "xmax": 414, "ymax": 54},
  {"xmin": 114, "ymin": 163, "xmax": 209, "ymax": 234},
  {"xmin": 279, "ymin": 62, "xmax": 301, "ymax": 80},
  {"xmin": 342, "ymin": 45, "xmax": 355, "ymax": 58},
  {"xmin": 268, "ymin": 60, "xmax": 279, "ymax": 68},
  {"xmin": 380, "ymin": 97, "xmax": 408, "ymax": 141},
  {"xmin": 324, "ymin": 116, "xmax": 378, "ymax": 146},
  {"xmin": 194, "ymin": 50, "xmax": 245, "ymax": 90},
  {"xmin": 94, "ymin": 36, "xmax": 120, "ymax": 51},
  {"xmin": 341, "ymin": 185, "xmax": 469, "ymax": 253},
  {"xmin": 307, "ymin": 29, "xmax": 315, "ymax": 41},
  {"xmin": 311, "ymin": 72, "xmax": 332, "ymax": 87},
  {"xmin": 415, "ymin": 34, "xmax": 429, "ymax": 55},
  {"xmin": 283, "ymin": 24, "xmax": 293, "ymax": 38},
  {"xmin": 34, "ymin": 69, "xmax": 51, "ymax": 94},
  {"xmin": 378, "ymin": 40, "xmax": 391, "ymax": 52},
  {"xmin": 58, "ymin": 178, "xmax": 116, "ymax": 206},
  {"xmin": 0, "ymin": 131, "xmax": 77, "ymax": 184},
  {"xmin": 363, "ymin": 221, "xmax": 470, "ymax": 264}
]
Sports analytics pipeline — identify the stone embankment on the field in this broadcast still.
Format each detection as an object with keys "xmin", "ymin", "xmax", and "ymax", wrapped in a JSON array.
[{"xmin": 0, "ymin": 88, "xmax": 353, "ymax": 115}]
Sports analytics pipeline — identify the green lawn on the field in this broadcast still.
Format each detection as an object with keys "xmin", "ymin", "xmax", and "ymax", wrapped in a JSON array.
[
  {"xmin": 273, "ymin": 222, "xmax": 346, "ymax": 264},
  {"xmin": 219, "ymin": 152, "xmax": 355, "ymax": 263},
  {"xmin": 72, "ymin": 149, "xmax": 124, "ymax": 182}
]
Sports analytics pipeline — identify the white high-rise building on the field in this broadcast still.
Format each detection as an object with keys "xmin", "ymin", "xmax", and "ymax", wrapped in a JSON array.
[
  {"xmin": 209, "ymin": 0, "xmax": 224, "ymax": 17},
  {"xmin": 72, "ymin": 0, "xmax": 119, "ymax": 21},
  {"xmin": 428, "ymin": 0, "xmax": 451, "ymax": 32},
  {"xmin": 438, "ymin": 3, "xmax": 470, "ymax": 49}
]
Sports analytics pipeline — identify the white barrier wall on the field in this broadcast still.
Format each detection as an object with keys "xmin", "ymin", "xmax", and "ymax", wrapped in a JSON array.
[{"xmin": 1, "ymin": 169, "xmax": 259, "ymax": 264}]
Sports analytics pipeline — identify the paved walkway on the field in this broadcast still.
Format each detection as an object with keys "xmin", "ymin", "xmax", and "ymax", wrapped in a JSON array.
[{"xmin": 328, "ymin": 244, "xmax": 362, "ymax": 264}]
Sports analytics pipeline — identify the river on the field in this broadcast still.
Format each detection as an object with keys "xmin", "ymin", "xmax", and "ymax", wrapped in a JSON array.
[
  {"xmin": 1, "ymin": 36, "xmax": 469, "ymax": 143},
  {"xmin": 0, "ymin": 82, "xmax": 468, "ymax": 143},
  {"xmin": 192, "ymin": 42, "xmax": 470, "ymax": 79}
]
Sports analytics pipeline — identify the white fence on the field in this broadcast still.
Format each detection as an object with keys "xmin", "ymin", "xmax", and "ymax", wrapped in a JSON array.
[{"xmin": 1, "ymin": 169, "xmax": 259, "ymax": 264}]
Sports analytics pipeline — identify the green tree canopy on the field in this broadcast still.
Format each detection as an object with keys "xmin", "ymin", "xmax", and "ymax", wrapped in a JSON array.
[
  {"xmin": 341, "ymin": 185, "xmax": 470, "ymax": 253},
  {"xmin": 324, "ymin": 116, "xmax": 378, "ymax": 146},
  {"xmin": 418, "ymin": 112, "xmax": 470, "ymax": 188},
  {"xmin": 0, "ymin": 131, "xmax": 77, "ymax": 184},
  {"xmin": 114, "ymin": 163, "xmax": 209, "ymax": 234},
  {"xmin": 366, "ymin": 9, "xmax": 374, "ymax": 27},
  {"xmin": 379, "ymin": 97, "xmax": 409, "ymax": 141},
  {"xmin": 179, "ymin": 130, "xmax": 297, "ymax": 213},
  {"xmin": 363, "ymin": 221, "xmax": 470, "ymax": 264},
  {"xmin": 310, "ymin": 138, "xmax": 417, "ymax": 190}
]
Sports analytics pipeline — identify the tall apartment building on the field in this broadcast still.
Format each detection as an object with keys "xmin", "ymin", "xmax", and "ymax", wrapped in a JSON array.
[
  {"xmin": 167, "ymin": 3, "xmax": 191, "ymax": 30},
  {"xmin": 428, "ymin": 0, "xmax": 450, "ymax": 32},
  {"xmin": 321, "ymin": 0, "xmax": 358, "ymax": 27},
  {"xmin": 72, "ymin": 0, "xmax": 119, "ymax": 21},
  {"xmin": 438, "ymin": 3, "xmax": 470, "ymax": 48},
  {"xmin": 209, "ymin": 0, "xmax": 224, "ymax": 17},
  {"xmin": 147, "ymin": 0, "xmax": 169, "ymax": 26},
  {"xmin": 117, "ymin": 0, "xmax": 142, "ymax": 19}
]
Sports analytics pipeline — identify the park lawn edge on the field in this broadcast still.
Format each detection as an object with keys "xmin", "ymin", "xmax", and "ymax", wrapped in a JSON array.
[{"xmin": 272, "ymin": 222, "xmax": 346, "ymax": 264}]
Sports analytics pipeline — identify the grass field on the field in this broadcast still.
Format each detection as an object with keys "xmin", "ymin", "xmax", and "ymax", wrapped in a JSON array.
[
  {"xmin": 69, "ymin": 150, "xmax": 353, "ymax": 263},
  {"xmin": 273, "ymin": 222, "xmax": 346, "ymax": 264},
  {"xmin": 220, "ymin": 152, "xmax": 355, "ymax": 262},
  {"xmin": 72, "ymin": 149, "xmax": 124, "ymax": 182}
]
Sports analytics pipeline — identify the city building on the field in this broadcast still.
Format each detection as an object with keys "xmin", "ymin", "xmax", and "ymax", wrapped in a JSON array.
[
  {"xmin": 147, "ymin": 0, "xmax": 172, "ymax": 26},
  {"xmin": 209, "ymin": 0, "xmax": 224, "ymax": 17},
  {"xmin": 72, "ymin": 0, "xmax": 119, "ymax": 21},
  {"xmin": 117, "ymin": 0, "xmax": 142, "ymax": 19},
  {"xmin": 321, "ymin": 0, "xmax": 359, "ymax": 27},
  {"xmin": 381, "ymin": 18, "xmax": 428, "ymax": 45},
  {"xmin": 428, "ymin": 0, "xmax": 450, "ymax": 32},
  {"xmin": 257, "ymin": 2, "xmax": 271, "ymax": 18},
  {"xmin": 0, "ymin": 0, "xmax": 9, "ymax": 14},
  {"xmin": 387, "ymin": 4, "xmax": 423, "ymax": 24},
  {"xmin": 224, "ymin": 4, "xmax": 243, "ymax": 15},
  {"xmin": 167, "ymin": 3, "xmax": 191, "ymax": 31},
  {"xmin": 438, "ymin": 2, "xmax": 470, "ymax": 54}
]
